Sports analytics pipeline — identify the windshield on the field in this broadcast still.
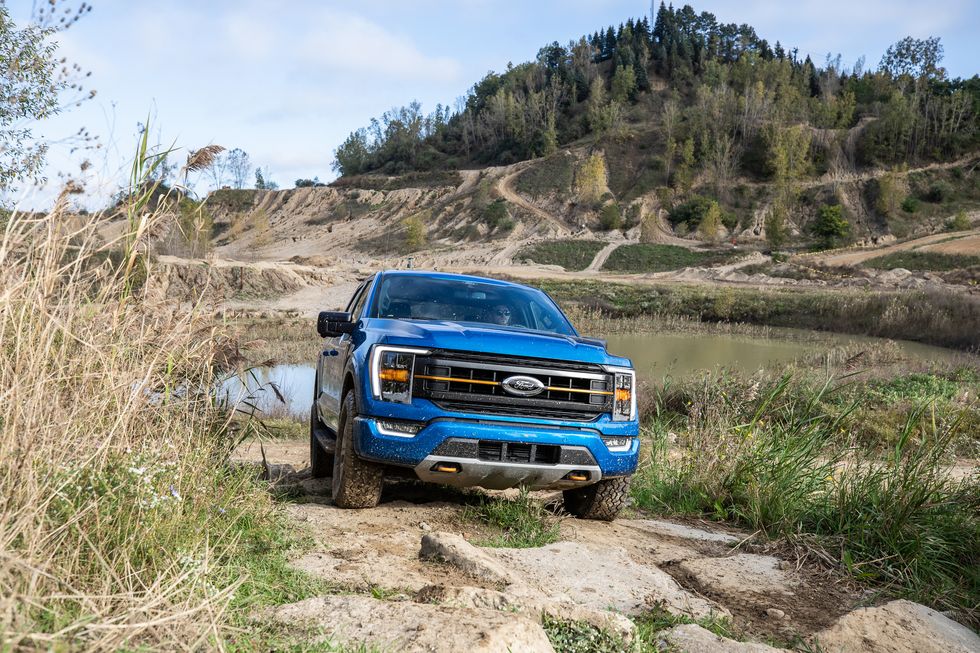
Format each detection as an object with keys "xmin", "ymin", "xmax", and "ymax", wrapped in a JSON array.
[{"xmin": 370, "ymin": 275, "xmax": 576, "ymax": 335}]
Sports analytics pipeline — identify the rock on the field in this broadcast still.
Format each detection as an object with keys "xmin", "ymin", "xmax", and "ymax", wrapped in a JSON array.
[
  {"xmin": 269, "ymin": 594, "xmax": 555, "ymax": 653},
  {"xmin": 812, "ymin": 599, "xmax": 980, "ymax": 653},
  {"xmin": 622, "ymin": 519, "xmax": 741, "ymax": 545},
  {"xmin": 678, "ymin": 554, "xmax": 800, "ymax": 598},
  {"xmin": 418, "ymin": 521, "xmax": 432, "ymax": 531},
  {"xmin": 416, "ymin": 584, "xmax": 636, "ymax": 642},
  {"xmin": 488, "ymin": 541, "xmax": 727, "ymax": 619},
  {"xmin": 658, "ymin": 624, "xmax": 791, "ymax": 652},
  {"xmin": 419, "ymin": 532, "xmax": 519, "ymax": 586},
  {"xmin": 765, "ymin": 608, "xmax": 786, "ymax": 620}
]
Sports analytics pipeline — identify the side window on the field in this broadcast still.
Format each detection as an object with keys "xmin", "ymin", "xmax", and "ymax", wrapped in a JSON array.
[{"xmin": 348, "ymin": 277, "xmax": 375, "ymax": 321}]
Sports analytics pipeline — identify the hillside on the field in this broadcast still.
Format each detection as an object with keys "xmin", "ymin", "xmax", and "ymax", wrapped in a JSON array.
[{"xmin": 321, "ymin": 2, "xmax": 979, "ymax": 256}]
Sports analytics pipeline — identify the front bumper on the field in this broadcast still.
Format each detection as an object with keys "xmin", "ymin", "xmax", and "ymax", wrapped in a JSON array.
[{"xmin": 352, "ymin": 412, "xmax": 639, "ymax": 490}]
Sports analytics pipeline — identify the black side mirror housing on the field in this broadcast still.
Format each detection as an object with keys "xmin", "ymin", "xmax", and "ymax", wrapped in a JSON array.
[{"xmin": 317, "ymin": 311, "xmax": 355, "ymax": 338}]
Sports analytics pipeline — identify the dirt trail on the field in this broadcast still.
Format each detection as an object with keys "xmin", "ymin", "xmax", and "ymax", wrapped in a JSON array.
[
  {"xmin": 584, "ymin": 241, "xmax": 621, "ymax": 272},
  {"xmin": 234, "ymin": 440, "xmax": 978, "ymax": 653},
  {"xmin": 497, "ymin": 167, "xmax": 571, "ymax": 236},
  {"xmin": 808, "ymin": 228, "xmax": 980, "ymax": 267}
]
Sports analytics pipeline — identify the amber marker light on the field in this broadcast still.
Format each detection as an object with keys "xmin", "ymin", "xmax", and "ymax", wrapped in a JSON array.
[{"xmin": 379, "ymin": 368, "xmax": 410, "ymax": 383}]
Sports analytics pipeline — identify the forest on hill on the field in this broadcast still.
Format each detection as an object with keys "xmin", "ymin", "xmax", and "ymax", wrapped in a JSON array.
[{"xmin": 332, "ymin": 2, "xmax": 979, "ymax": 187}]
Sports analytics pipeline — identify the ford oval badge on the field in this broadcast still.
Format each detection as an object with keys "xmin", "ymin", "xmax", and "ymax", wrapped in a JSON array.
[{"xmin": 501, "ymin": 375, "xmax": 545, "ymax": 397}]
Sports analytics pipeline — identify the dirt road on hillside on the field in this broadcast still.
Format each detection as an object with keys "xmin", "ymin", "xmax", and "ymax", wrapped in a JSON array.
[
  {"xmin": 497, "ymin": 167, "xmax": 571, "ymax": 236},
  {"xmin": 233, "ymin": 440, "xmax": 980, "ymax": 653},
  {"xmin": 807, "ymin": 228, "xmax": 980, "ymax": 267}
]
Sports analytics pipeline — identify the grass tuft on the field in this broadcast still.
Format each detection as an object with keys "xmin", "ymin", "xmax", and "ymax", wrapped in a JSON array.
[{"xmin": 463, "ymin": 488, "xmax": 563, "ymax": 548}]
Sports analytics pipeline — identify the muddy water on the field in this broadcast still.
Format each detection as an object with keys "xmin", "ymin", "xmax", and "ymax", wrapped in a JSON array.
[
  {"xmin": 606, "ymin": 331, "xmax": 956, "ymax": 379},
  {"xmin": 223, "ymin": 331, "xmax": 958, "ymax": 418}
]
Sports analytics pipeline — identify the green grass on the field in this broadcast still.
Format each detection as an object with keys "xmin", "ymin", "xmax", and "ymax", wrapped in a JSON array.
[
  {"xmin": 515, "ymin": 239, "xmax": 605, "ymax": 271},
  {"xmin": 630, "ymin": 372, "xmax": 980, "ymax": 626},
  {"xmin": 602, "ymin": 244, "xmax": 736, "ymax": 273},
  {"xmin": 543, "ymin": 608, "xmax": 738, "ymax": 653},
  {"xmin": 463, "ymin": 489, "xmax": 562, "ymax": 548},
  {"xmin": 863, "ymin": 250, "xmax": 980, "ymax": 272},
  {"xmin": 515, "ymin": 153, "xmax": 574, "ymax": 198}
]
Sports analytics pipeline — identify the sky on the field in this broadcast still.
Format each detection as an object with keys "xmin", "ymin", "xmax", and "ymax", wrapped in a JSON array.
[{"xmin": 8, "ymin": 0, "xmax": 979, "ymax": 210}]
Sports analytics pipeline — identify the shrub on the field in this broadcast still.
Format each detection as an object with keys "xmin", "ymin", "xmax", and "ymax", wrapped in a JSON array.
[
  {"xmin": 923, "ymin": 181, "xmax": 952, "ymax": 203},
  {"xmin": 482, "ymin": 199, "xmax": 513, "ymax": 232},
  {"xmin": 811, "ymin": 204, "xmax": 850, "ymax": 249},
  {"xmin": 902, "ymin": 196, "xmax": 920, "ymax": 213},
  {"xmin": 667, "ymin": 194, "xmax": 714, "ymax": 227},
  {"xmin": 599, "ymin": 203, "xmax": 622, "ymax": 231},
  {"xmin": 404, "ymin": 215, "xmax": 426, "ymax": 249},
  {"xmin": 948, "ymin": 210, "xmax": 970, "ymax": 232}
]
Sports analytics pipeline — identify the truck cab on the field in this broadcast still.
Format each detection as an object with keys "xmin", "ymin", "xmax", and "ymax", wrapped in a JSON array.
[{"xmin": 310, "ymin": 270, "xmax": 639, "ymax": 520}]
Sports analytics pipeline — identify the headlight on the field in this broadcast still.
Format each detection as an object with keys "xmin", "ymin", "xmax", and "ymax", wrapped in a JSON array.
[
  {"xmin": 370, "ymin": 346, "xmax": 430, "ymax": 403},
  {"xmin": 606, "ymin": 367, "xmax": 636, "ymax": 422}
]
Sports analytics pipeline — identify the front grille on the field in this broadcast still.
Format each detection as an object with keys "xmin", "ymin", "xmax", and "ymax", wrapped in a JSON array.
[{"xmin": 414, "ymin": 350, "xmax": 612, "ymax": 421}]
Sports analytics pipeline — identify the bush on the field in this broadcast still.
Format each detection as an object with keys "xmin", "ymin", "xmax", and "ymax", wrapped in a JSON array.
[
  {"xmin": 811, "ymin": 204, "xmax": 850, "ymax": 249},
  {"xmin": 599, "ymin": 203, "xmax": 622, "ymax": 231},
  {"xmin": 922, "ymin": 181, "xmax": 952, "ymax": 203},
  {"xmin": 482, "ymin": 199, "xmax": 513, "ymax": 233},
  {"xmin": 902, "ymin": 196, "xmax": 921, "ymax": 213},
  {"xmin": 404, "ymin": 215, "xmax": 426, "ymax": 249},
  {"xmin": 667, "ymin": 195, "xmax": 714, "ymax": 227},
  {"xmin": 948, "ymin": 210, "xmax": 971, "ymax": 232}
]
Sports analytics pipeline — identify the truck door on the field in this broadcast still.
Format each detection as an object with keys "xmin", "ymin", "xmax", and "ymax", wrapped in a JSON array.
[{"xmin": 317, "ymin": 279, "xmax": 371, "ymax": 432}]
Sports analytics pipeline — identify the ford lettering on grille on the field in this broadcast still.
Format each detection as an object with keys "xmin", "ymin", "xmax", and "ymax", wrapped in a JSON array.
[{"xmin": 501, "ymin": 375, "xmax": 545, "ymax": 396}]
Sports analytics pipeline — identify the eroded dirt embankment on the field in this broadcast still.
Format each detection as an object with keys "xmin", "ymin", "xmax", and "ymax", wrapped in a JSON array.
[{"xmin": 235, "ymin": 440, "xmax": 980, "ymax": 653}]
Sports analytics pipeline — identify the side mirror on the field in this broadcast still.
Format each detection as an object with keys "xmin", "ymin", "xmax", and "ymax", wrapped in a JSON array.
[{"xmin": 317, "ymin": 311, "xmax": 355, "ymax": 338}]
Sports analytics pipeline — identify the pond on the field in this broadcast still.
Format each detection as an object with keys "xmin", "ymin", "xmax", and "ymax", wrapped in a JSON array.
[{"xmin": 220, "ymin": 330, "xmax": 960, "ymax": 419}]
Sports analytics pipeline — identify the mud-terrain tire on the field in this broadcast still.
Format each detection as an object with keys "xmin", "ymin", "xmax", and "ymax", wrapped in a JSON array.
[
  {"xmin": 309, "ymin": 403, "xmax": 332, "ymax": 478},
  {"xmin": 563, "ymin": 476, "xmax": 631, "ymax": 521},
  {"xmin": 332, "ymin": 392, "xmax": 384, "ymax": 508}
]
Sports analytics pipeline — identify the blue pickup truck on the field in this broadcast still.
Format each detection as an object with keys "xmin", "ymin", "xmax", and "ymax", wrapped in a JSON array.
[{"xmin": 310, "ymin": 271, "xmax": 639, "ymax": 520}]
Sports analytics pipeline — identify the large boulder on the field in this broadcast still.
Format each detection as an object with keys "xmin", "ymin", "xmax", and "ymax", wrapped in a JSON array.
[{"xmin": 812, "ymin": 600, "xmax": 980, "ymax": 653}]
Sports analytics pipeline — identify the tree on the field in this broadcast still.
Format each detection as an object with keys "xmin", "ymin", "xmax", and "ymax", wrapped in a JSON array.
[
  {"xmin": 404, "ymin": 215, "xmax": 425, "ymax": 249},
  {"xmin": 332, "ymin": 128, "xmax": 370, "ymax": 176},
  {"xmin": 698, "ymin": 200, "xmax": 723, "ymax": 242},
  {"xmin": 811, "ymin": 204, "xmax": 850, "ymax": 248},
  {"xmin": 574, "ymin": 152, "xmax": 608, "ymax": 205},
  {"xmin": 254, "ymin": 166, "xmax": 278, "ymax": 190},
  {"xmin": 764, "ymin": 204, "xmax": 787, "ymax": 251},
  {"xmin": 226, "ymin": 148, "xmax": 251, "ymax": 189},
  {"xmin": 610, "ymin": 65, "xmax": 637, "ymax": 103},
  {"xmin": 204, "ymin": 150, "xmax": 228, "ymax": 189},
  {"xmin": 0, "ymin": 3, "xmax": 96, "ymax": 192},
  {"xmin": 879, "ymin": 36, "xmax": 946, "ymax": 83}
]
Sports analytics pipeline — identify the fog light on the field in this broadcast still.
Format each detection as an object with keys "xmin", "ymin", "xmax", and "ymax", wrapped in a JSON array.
[
  {"xmin": 376, "ymin": 419, "xmax": 423, "ymax": 437},
  {"xmin": 602, "ymin": 436, "xmax": 632, "ymax": 452},
  {"xmin": 431, "ymin": 462, "xmax": 461, "ymax": 473}
]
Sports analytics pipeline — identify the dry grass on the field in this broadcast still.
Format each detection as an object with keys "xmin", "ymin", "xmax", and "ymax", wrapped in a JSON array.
[{"xmin": 0, "ymin": 188, "xmax": 273, "ymax": 649}]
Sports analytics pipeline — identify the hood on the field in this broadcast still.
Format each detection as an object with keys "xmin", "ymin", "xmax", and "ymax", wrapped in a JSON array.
[{"xmin": 368, "ymin": 319, "xmax": 631, "ymax": 368}]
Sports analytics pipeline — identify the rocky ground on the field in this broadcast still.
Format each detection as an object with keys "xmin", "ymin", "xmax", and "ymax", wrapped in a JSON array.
[{"xmin": 235, "ymin": 440, "xmax": 980, "ymax": 653}]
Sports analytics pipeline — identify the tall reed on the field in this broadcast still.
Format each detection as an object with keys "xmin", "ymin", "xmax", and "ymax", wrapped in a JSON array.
[{"xmin": 0, "ymin": 183, "xmax": 267, "ymax": 649}]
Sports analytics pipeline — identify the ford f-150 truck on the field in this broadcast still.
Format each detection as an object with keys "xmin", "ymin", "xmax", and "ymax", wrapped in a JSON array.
[{"xmin": 310, "ymin": 270, "xmax": 639, "ymax": 520}]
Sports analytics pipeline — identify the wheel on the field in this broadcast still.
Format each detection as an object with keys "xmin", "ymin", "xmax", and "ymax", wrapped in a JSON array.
[
  {"xmin": 309, "ymin": 403, "xmax": 332, "ymax": 478},
  {"xmin": 332, "ymin": 391, "xmax": 384, "ymax": 508},
  {"xmin": 562, "ymin": 476, "xmax": 631, "ymax": 521}
]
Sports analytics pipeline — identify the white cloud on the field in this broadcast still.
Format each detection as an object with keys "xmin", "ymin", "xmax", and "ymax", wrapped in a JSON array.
[{"xmin": 298, "ymin": 9, "xmax": 461, "ymax": 82}]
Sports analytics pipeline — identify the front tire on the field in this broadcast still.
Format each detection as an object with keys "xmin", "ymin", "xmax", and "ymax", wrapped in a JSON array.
[
  {"xmin": 332, "ymin": 392, "xmax": 384, "ymax": 508},
  {"xmin": 563, "ymin": 476, "xmax": 631, "ymax": 521}
]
